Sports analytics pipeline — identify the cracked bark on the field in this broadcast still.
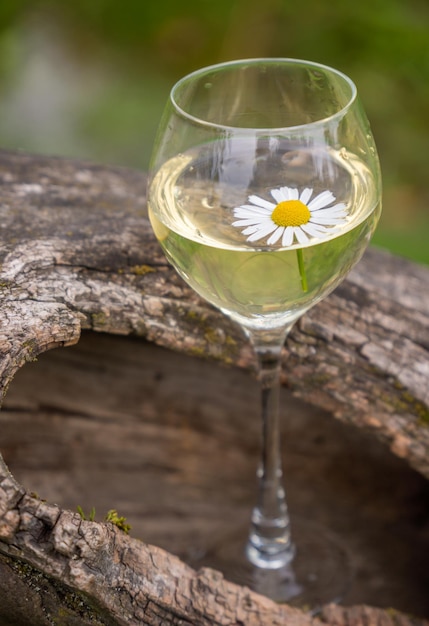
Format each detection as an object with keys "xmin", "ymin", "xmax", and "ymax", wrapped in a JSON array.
[{"xmin": 0, "ymin": 150, "xmax": 428, "ymax": 625}]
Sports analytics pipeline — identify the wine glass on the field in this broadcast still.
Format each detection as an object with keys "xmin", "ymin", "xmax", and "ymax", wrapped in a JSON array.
[{"xmin": 148, "ymin": 58, "xmax": 381, "ymax": 605}]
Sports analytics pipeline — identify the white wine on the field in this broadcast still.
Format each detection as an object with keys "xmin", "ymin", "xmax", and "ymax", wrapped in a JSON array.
[{"xmin": 149, "ymin": 141, "xmax": 380, "ymax": 329}]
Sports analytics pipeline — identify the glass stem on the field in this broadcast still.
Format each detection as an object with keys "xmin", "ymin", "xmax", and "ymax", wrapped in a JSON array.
[{"xmin": 245, "ymin": 324, "xmax": 295, "ymax": 569}]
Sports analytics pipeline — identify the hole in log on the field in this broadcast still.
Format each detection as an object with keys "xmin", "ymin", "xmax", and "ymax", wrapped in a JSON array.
[{"xmin": 2, "ymin": 331, "xmax": 429, "ymax": 617}]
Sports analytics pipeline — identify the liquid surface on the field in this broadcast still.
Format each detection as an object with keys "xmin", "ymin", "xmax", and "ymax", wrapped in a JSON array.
[{"xmin": 149, "ymin": 140, "xmax": 380, "ymax": 329}]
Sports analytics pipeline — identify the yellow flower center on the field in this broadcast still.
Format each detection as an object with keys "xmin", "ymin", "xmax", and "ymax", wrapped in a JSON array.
[{"xmin": 271, "ymin": 200, "xmax": 311, "ymax": 227}]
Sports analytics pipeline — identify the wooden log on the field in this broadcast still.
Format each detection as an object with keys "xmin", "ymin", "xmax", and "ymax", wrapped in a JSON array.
[
  {"xmin": 0, "ymin": 149, "xmax": 428, "ymax": 624},
  {"xmin": 1, "ymin": 451, "xmax": 429, "ymax": 626},
  {"xmin": 0, "ymin": 150, "xmax": 428, "ymax": 478}
]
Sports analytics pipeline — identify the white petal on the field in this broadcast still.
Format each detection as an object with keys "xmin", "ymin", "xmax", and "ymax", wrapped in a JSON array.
[
  {"xmin": 242, "ymin": 225, "xmax": 261, "ymax": 235},
  {"xmin": 294, "ymin": 227, "xmax": 309, "ymax": 244},
  {"xmin": 234, "ymin": 207, "xmax": 272, "ymax": 218},
  {"xmin": 330, "ymin": 202, "xmax": 347, "ymax": 211},
  {"xmin": 310, "ymin": 216, "xmax": 347, "ymax": 225},
  {"xmin": 239, "ymin": 204, "xmax": 273, "ymax": 213},
  {"xmin": 308, "ymin": 190, "xmax": 336, "ymax": 210},
  {"xmin": 299, "ymin": 188, "xmax": 313, "ymax": 204},
  {"xmin": 248, "ymin": 195, "xmax": 276, "ymax": 210},
  {"xmin": 282, "ymin": 227, "xmax": 294, "ymax": 246},
  {"xmin": 310, "ymin": 209, "xmax": 347, "ymax": 221},
  {"xmin": 301, "ymin": 222, "xmax": 328, "ymax": 237},
  {"xmin": 247, "ymin": 222, "xmax": 277, "ymax": 242},
  {"xmin": 321, "ymin": 213, "xmax": 347, "ymax": 221},
  {"xmin": 279, "ymin": 187, "xmax": 292, "ymax": 200},
  {"xmin": 270, "ymin": 188, "xmax": 286, "ymax": 203},
  {"xmin": 232, "ymin": 217, "xmax": 268, "ymax": 227},
  {"xmin": 289, "ymin": 188, "xmax": 299, "ymax": 200},
  {"xmin": 314, "ymin": 206, "xmax": 347, "ymax": 216},
  {"xmin": 267, "ymin": 226, "xmax": 284, "ymax": 245},
  {"xmin": 310, "ymin": 201, "xmax": 347, "ymax": 214}
]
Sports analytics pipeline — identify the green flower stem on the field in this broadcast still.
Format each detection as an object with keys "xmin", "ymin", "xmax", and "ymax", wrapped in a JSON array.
[{"xmin": 296, "ymin": 248, "xmax": 308, "ymax": 292}]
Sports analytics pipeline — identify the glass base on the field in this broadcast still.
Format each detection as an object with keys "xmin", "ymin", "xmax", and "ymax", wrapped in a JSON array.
[{"xmin": 186, "ymin": 518, "xmax": 352, "ymax": 609}]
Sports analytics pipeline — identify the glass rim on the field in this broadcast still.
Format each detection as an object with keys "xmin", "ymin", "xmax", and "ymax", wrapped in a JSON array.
[{"xmin": 170, "ymin": 57, "xmax": 358, "ymax": 133}]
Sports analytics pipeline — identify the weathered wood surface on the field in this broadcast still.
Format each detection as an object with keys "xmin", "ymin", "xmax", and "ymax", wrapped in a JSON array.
[
  {"xmin": 0, "ymin": 149, "xmax": 429, "ymax": 625},
  {"xmin": 2, "ymin": 331, "xmax": 429, "ymax": 620},
  {"xmin": 0, "ymin": 150, "xmax": 428, "ymax": 477}
]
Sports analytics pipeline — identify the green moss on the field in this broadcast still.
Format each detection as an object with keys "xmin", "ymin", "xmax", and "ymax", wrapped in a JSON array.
[
  {"xmin": 224, "ymin": 335, "xmax": 237, "ymax": 347},
  {"xmin": 129, "ymin": 264, "xmax": 155, "ymax": 276},
  {"xmin": 5, "ymin": 555, "xmax": 114, "ymax": 625},
  {"xmin": 385, "ymin": 607, "xmax": 399, "ymax": 617},
  {"xmin": 187, "ymin": 345, "xmax": 207, "ymax": 358},
  {"xmin": 395, "ymin": 384, "xmax": 429, "ymax": 425},
  {"xmin": 20, "ymin": 339, "xmax": 39, "ymax": 363},
  {"xmin": 380, "ymin": 386, "xmax": 429, "ymax": 426},
  {"xmin": 77, "ymin": 506, "xmax": 131, "ymax": 533},
  {"xmin": 183, "ymin": 309, "xmax": 237, "ymax": 348},
  {"xmin": 203, "ymin": 327, "xmax": 220, "ymax": 344},
  {"xmin": 105, "ymin": 509, "xmax": 131, "ymax": 534},
  {"xmin": 184, "ymin": 309, "xmax": 200, "ymax": 321},
  {"xmin": 77, "ymin": 505, "xmax": 96, "ymax": 521},
  {"xmin": 30, "ymin": 492, "xmax": 46, "ymax": 502},
  {"xmin": 306, "ymin": 372, "xmax": 332, "ymax": 386},
  {"xmin": 91, "ymin": 311, "xmax": 107, "ymax": 327},
  {"xmin": 416, "ymin": 405, "xmax": 429, "ymax": 425}
]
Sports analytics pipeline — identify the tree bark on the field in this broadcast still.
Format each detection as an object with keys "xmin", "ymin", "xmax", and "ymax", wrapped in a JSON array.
[
  {"xmin": 1, "ymin": 150, "xmax": 428, "ymax": 478},
  {"xmin": 1, "ymin": 454, "xmax": 428, "ymax": 626},
  {"xmin": 0, "ymin": 149, "xmax": 428, "ymax": 625}
]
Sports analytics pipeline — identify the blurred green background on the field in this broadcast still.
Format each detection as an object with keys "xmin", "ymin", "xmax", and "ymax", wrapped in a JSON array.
[{"xmin": 0, "ymin": 0, "xmax": 428, "ymax": 263}]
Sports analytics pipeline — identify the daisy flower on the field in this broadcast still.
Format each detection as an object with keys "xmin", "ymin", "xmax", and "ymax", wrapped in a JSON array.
[{"xmin": 232, "ymin": 186, "xmax": 348, "ymax": 247}]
